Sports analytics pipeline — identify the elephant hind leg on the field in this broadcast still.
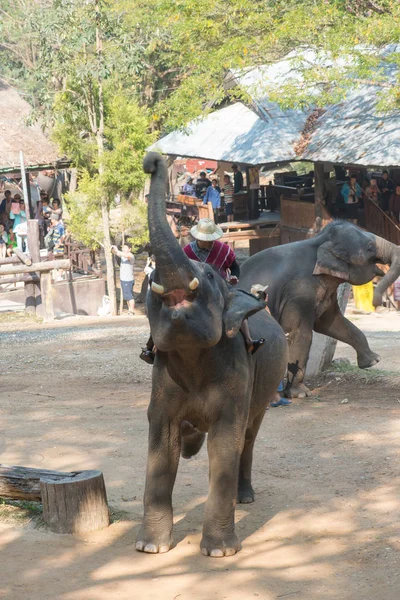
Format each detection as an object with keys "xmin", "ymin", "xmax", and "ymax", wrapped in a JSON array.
[
  {"xmin": 237, "ymin": 409, "xmax": 266, "ymax": 504},
  {"xmin": 181, "ymin": 421, "xmax": 206, "ymax": 459}
]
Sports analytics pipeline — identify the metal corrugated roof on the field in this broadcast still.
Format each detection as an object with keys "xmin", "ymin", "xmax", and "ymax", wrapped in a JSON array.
[
  {"xmin": 152, "ymin": 47, "xmax": 400, "ymax": 168},
  {"xmin": 149, "ymin": 102, "xmax": 307, "ymax": 165}
]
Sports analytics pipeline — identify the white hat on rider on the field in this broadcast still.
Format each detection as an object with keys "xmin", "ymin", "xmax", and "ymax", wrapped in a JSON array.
[{"xmin": 190, "ymin": 218, "xmax": 223, "ymax": 242}]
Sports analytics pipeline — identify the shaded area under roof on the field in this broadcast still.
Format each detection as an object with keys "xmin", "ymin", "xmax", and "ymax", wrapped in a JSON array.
[
  {"xmin": 0, "ymin": 79, "xmax": 68, "ymax": 171},
  {"xmin": 152, "ymin": 47, "xmax": 400, "ymax": 168}
]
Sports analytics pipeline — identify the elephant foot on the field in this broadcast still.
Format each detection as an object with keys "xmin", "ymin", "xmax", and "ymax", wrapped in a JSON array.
[
  {"xmin": 357, "ymin": 351, "xmax": 381, "ymax": 369},
  {"xmin": 285, "ymin": 383, "xmax": 311, "ymax": 399},
  {"xmin": 200, "ymin": 532, "xmax": 241, "ymax": 557},
  {"xmin": 135, "ymin": 524, "xmax": 173, "ymax": 554},
  {"xmin": 237, "ymin": 482, "xmax": 255, "ymax": 504}
]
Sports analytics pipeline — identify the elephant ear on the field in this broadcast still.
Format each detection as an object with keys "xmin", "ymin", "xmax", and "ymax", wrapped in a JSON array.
[
  {"xmin": 313, "ymin": 241, "xmax": 350, "ymax": 281},
  {"xmin": 224, "ymin": 290, "xmax": 267, "ymax": 339}
]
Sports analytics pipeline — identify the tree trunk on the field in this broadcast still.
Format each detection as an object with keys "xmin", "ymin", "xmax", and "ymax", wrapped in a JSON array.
[
  {"xmin": 41, "ymin": 470, "xmax": 109, "ymax": 534},
  {"xmin": 95, "ymin": 1, "xmax": 116, "ymax": 315}
]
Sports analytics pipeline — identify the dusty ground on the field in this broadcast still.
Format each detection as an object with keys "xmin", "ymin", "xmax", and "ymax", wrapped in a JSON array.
[{"xmin": 0, "ymin": 308, "xmax": 399, "ymax": 600}]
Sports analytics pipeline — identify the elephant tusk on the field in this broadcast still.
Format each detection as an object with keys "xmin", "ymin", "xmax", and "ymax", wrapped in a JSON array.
[
  {"xmin": 189, "ymin": 277, "xmax": 199, "ymax": 290},
  {"xmin": 151, "ymin": 281, "xmax": 165, "ymax": 295}
]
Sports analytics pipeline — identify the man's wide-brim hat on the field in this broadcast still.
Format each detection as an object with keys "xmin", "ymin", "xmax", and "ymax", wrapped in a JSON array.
[{"xmin": 190, "ymin": 218, "xmax": 223, "ymax": 242}]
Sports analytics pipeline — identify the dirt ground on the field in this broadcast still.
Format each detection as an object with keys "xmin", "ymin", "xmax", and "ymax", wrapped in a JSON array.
[{"xmin": 0, "ymin": 307, "xmax": 399, "ymax": 600}]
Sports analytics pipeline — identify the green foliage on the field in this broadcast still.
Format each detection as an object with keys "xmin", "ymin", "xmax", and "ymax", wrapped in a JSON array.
[
  {"xmin": 64, "ymin": 181, "xmax": 103, "ymax": 250},
  {"xmin": 112, "ymin": 200, "xmax": 149, "ymax": 252},
  {"xmin": 103, "ymin": 94, "xmax": 156, "ymax": 195}
]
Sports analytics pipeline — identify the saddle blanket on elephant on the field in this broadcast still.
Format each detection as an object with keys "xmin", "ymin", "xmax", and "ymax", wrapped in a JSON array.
[{"xmin": 184, "ymin": 240, "xmax": 235, "ymax": 279}]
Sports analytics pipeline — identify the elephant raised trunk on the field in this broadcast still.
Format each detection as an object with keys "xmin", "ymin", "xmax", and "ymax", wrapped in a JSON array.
[
  {"xmin": 143, "ymin": 152, "xmax": 197, "ymax": 293},
  {"xmin": 373, "ymin": 236, "xmax": 400, "ymax": 307}
]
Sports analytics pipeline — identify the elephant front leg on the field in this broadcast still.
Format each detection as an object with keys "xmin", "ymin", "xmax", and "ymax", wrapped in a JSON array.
[
  {"xmin": 136, "ymin": 414, "xmax": 181, "ymax": 554},
  {"xmin": 315, "ymin": 309, "xmax": 380, "ymax": 369},
  {"xmin": 201, "ymin": 419, "xmax": 245, "ymax": 557},
  {"xmin": 284, "ymin": 317, "xmax": 314, "ymax": 398}
]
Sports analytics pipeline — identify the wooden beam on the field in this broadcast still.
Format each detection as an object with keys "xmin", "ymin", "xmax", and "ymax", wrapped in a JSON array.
[
  {"xmin": 0, "ymin": 259, "xmax": 70, "ymax": 276},
  {"xmin": 13, "ymin": 249, "xmax": 32, "ymax": 266},
  {"xmin": 0, "ymin": 255, "xmax": 33, "ymax": 265},
  {"xmin": 0, "ymin": 274, "xmax": 39, "ymax": 285}
]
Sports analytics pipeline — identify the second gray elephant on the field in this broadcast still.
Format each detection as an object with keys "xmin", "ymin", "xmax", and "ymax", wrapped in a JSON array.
[{"xmin": 239, "ymin": 221, "xmax": 400, "ymax": 398}]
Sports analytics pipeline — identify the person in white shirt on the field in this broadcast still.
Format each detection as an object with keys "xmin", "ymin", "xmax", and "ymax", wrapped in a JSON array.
[{"xmin": 111, "ymin": 242, "xmax": 136, "ymax": 315}]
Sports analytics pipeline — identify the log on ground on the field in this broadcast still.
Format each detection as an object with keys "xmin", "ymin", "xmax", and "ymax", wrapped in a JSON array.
[{"xmin": 0, "ymin": 465, "xmax": 74, "ymax": 501}]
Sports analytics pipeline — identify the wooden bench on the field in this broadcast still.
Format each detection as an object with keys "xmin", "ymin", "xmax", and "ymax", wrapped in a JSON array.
[{"xmin": 220, "ymin": 218, "xmax": 280, "ymax": 255}]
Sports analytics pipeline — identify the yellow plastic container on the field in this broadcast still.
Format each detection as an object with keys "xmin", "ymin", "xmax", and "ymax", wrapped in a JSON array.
[{"xmin": 352, "ymin": 281, "xmax": 375, "ymax": 312}]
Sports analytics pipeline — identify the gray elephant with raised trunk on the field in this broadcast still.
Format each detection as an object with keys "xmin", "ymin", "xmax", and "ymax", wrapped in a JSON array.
[
  {"xmin": 136, "ymin": 153, "xmax": 288, "ymax": 558},
  {"xmin": 238, "ymin": 220, "xmax": 400, "ymax": 399}
]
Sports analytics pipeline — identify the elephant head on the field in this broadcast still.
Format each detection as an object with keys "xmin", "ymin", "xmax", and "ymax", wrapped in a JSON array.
[
  {"xmin": 312, "ymin": 221, "xmax": 400, "ymax": 306},
  {"xmin": 143, "ymin": 152, "xmax": 266, "ymax": 352}
]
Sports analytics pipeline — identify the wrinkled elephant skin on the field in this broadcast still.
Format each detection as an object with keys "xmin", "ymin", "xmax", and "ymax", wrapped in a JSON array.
[
  {"xmin": 239, "ymin": 221, "xmax": 400, "ymax": 398},
  {"xmin": 136, "ymin": 153, "xmax": 288, "ymax": 557}
]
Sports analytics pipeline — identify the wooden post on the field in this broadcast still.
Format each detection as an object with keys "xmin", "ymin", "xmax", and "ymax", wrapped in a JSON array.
[
  {"xmin": 314, "ymin": 162, "xmax": 325, "ymax": 220},
  {"xmin": 24, "ymin": 220, "xmax": 40, "ymax": 314},
  {"xmin": 41, "ymin": 271, "xmax": 54, "ymax": 322},
  {"xmin": 306, "ymin": 283, "xmax": 351, "ymax": 376},
  {"xmin": 41, "ymin": 470, "xmax": 110, "ymax": 534},
  {"xmin": 28, "ymin": 220, "xmax": 41, "ymax": 313}
]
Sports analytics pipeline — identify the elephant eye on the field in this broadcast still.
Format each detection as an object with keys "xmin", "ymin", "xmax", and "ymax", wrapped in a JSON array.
[
  {"xmin": 207, "ymin": 272, "xmax": 214, "ymax": 280},
  {"xmin": 367, "ymin": 242, "xmax": 374, "ymax": 252}
]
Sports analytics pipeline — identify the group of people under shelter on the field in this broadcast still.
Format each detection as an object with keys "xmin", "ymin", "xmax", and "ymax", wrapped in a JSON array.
[
  {"xmin": 0, "ymin": 188, "xmax": 65, "ymax": 259},
  {"xmin": 181, "ymin": 164, "xmax": 244, "ymax": 223},
  {"xmin": 341, "ymin": 170, "xmax": 400, "ymax": 223}
]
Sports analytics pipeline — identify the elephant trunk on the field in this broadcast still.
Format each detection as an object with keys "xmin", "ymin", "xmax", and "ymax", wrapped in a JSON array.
[
  {"xmin": 373, "ymin": 236, "xmax": 400, "ymax": 307},
  {"xmin": 143, "ymin": 152, "xmax": 197, "ymax": 293}
]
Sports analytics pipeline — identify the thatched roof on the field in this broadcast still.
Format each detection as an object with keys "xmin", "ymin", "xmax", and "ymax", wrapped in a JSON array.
[{"xmin": 0, "ymin": 79, "xmax": 68, "ymax": 172}]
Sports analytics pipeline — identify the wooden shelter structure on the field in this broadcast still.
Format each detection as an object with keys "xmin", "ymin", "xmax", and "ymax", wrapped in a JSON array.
[
  {"xmin": 149, "ymin": 46, "xmax": 400, "ymax": 252},
  {"xmin": 0, "ymin": 79, "xmax": 69, "ymax": 174}
]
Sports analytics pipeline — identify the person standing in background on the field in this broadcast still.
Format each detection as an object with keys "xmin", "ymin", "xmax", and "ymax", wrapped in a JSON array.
[
  {"xmin": 223, "ymin": 174, "xmax": 235, "ymax": 222},
  {"xmin": 341, "ymin": 176, "xmax": 362, "ymax": 223},
  {"xmin": 203, "ymin": 179, "xmax": 221, "ymax": 223},
  {"xmin": 389, "ymin": 185, "xmax": 400, "ymax": 223},
  {"xmin": 378, "ymin": 170, "xmax": 394, "ymax": 212},
  {"xmin": 112, "ymin": 242, "xmax": 136, "ymax": 315},
  {"xmin": 0, "ymin": 223, "xmax": 8, "ymax": 258},
  {"xmin": 10, "ymin": 195, "xmax": 28, "ymax": 251},
  {"xmin": 0, "ymin": 189, "xmax": 13, "ymax": 217},
  {"xmin": 182, "ymin": 177, "xmax": 196, "ymax": 197},
  {"xmin": 195, "ymin": 171, "xmax": 211, "ymax": 200},
  {"xmin": 365, "ymin": 178, "xmax": 380, "ymax": 205},
  {"xmin": 231, "ymin": 164, "xmax": 244, "ymax": 193}
]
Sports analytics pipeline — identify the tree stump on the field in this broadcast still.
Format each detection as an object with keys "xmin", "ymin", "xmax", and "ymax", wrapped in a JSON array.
[{"xmin": 40, "ymin": 470, "xmax": 110, "ymax": 534}]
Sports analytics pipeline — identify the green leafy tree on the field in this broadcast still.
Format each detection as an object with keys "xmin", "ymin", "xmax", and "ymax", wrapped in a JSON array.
[{"xmin": 1, "ymin": 0, "xmax": 153, "ymax": 315}]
